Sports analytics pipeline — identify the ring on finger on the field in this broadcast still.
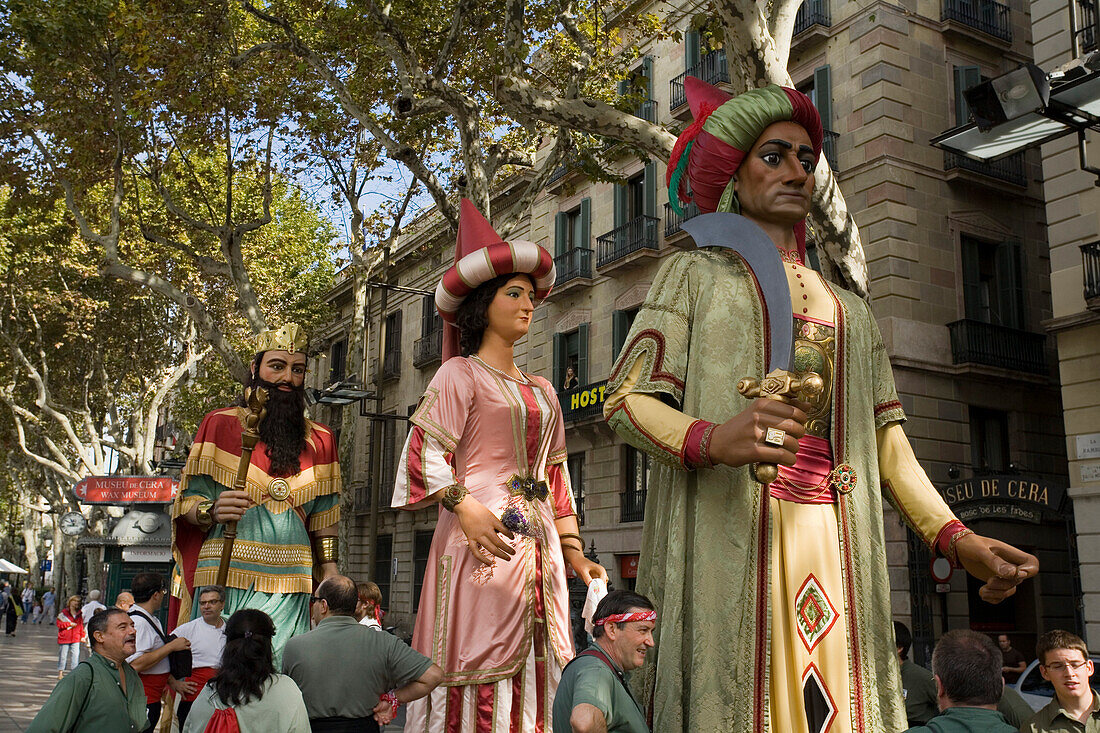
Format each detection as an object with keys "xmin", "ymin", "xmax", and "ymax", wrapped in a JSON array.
[{"xmin": 764, "ymin": 427, "xmax": 787, "ymax": 447}]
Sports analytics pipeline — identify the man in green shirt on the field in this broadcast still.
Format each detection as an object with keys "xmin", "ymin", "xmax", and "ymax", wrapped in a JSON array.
[
  {"xmin": 28, "ymin": 607, "xmax": 149, "ymax": 733},
  {"xmin": 282, "ymin": 575, "xmax": 441, "ymax": 732},
  {"xmin": 1023, "ymin": 629, "xmax": 1100, "ymax": 732},
  {"xmin": 897, "ymin": 621, "xmax": 939, "ymax": 726},
  {"xmin": 905, "ymin": 629, "xmax": 1016, "ymax": 732},
  {"xmin": 552, "ymin": 590, "xmax": 654, "ymax": 733}
]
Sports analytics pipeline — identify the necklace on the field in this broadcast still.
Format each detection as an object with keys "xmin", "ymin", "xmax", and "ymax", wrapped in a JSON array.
[{"xmin": 471, "ymin": 354, "xmax": 528, "ymax": 383}]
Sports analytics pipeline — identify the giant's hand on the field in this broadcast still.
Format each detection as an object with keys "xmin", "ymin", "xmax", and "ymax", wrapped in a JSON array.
[
  {"xmin": 453, "ymin": 496, "xmax": 516, "ymax": 566},
  {"xmin": 955, "ymin": 533, "xmax": 1039, "ymax": 603},
  {"xmin": 707, "ymin": 398, "xmax": 810, "ymax": 468},
  {"xmin": 566, "ymin": 552, "xmax": 608, "ymax": 586},
  {"xmin": 212, "ymin": 490, "xmax": 253, "ymax": 523}
]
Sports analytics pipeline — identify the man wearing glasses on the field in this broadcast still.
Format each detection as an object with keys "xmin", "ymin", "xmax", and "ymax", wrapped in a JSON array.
[{"xmin": 1023, "ymin": 630, "xmax": 1100, "ymax": 732}]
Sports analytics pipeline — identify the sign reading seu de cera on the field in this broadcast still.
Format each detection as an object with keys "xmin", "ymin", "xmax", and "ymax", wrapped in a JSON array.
[
  {"xmin": 937, "ymin": 474, "xmax": 1066, "ymax": 524},
  {"xmin": 73, "ymin": 476, "xmax": 178, "ymax": 504}
]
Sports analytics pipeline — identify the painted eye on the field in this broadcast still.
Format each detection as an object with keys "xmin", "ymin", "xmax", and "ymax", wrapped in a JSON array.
[
  {"xmin": 801, "ymin": 160, "xmax": 814, "ymax": 174},
  {"xmin": 762, "ymin": 152, "xmax": 781, "ymax": 166}
]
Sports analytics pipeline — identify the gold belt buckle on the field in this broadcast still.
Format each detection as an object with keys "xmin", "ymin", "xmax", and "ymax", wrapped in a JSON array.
[
  {"xmin": 268, "ymin": 478, "xmax": 291, "ymax": 501},
  {"xmin": 829, "ymin": 464, "xmax": 857, "ymax": 495}
]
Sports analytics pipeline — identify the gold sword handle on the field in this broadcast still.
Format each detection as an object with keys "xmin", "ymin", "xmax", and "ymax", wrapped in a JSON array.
[{"xmin": 736, "ymin": 369, "xmax": 824, "ymax": 484}]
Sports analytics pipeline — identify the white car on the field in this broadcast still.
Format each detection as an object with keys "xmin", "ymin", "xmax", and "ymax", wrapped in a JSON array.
[{"xmin": 1013, "ymin": 655, "xmax": 1100, "ymax": 711}]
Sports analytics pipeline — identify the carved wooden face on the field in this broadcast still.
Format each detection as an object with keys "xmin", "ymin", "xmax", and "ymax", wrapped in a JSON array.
[
  {"xmin": 485, "ymin": 274, "xmax": 536, "ymax": 346},
  {"xmin": 734, "ymin": 121, "xmax": 816, "ymax": 228}
]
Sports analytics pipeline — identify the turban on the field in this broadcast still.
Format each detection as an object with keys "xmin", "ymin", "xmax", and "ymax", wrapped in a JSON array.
[{"xmin": 667, "ymin": 78, "xmax": 824, "ymax": 256}]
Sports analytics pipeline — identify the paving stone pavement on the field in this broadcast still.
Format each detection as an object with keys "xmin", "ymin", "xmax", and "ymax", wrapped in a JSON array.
[{"xmin": 0, "ymin": 620, "xmax": 407, "ymax": 732}]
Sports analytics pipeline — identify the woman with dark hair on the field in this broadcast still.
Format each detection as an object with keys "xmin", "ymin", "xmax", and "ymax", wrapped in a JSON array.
[
  {"xmin": 390, "ymin": 200, "xmax": 607, "ymax": 731},
  {"xmin": 182, "ymin": 609, "xmax": 308, "ymax": 733}
]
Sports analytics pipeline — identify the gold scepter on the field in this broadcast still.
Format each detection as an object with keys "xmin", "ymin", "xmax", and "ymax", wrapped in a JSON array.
[{"xmin": 217, "ymin": 386, "xmax": 268, "ymax": 587}]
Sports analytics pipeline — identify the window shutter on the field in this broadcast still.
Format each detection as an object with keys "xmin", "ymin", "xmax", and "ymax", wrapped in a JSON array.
[
  {"xmin": 813, "ymin": 65, "xmax": 832, "ymax": 130},
  {"xmin": 393, "ymin": 310, "xmax": 402, "ymax": 353},
  {"xmin": 614, "ymin": 184, "xmax": 627, "ymax": 229},
  {"xmin": 643, "ymin": 56, "xmax": 654, "ymax": 100},
  {"xmin": 612, "ymin": 309, "xmax": 632, "ymax": 358},
  {"xmin": 554, "ymin": 211, "xmax": 568, "ymax": 257},
  {"xmin": 579, "ymin": 198, "xmax": 591, "ymax": 250},
  {"xmin": 954, "ymin": 65, "xmax": 981, "ymax": 126},
  {"xmin": 686, "ymin": 30, "xmax": 701, "ymax": 70},
  {"xmin": 617, "ymin": 78, "xmax": 628, "ymax": 96},
  {"xmin": 995, "ymin": 241, "xmax": 1026, "ymax": 329},
  {"xmin": 577, "ymin": 322, "xmax": 590, "ymax": 385},
  {"xmin": 960, "ymin": 237, "xmax": 983, "ymax": 321},
  {"xmin": 553, "ymin": 332, "xmax": 565, "ymax": 392},
  {"xmin": 644, "ymin": 160, "xmax": 657, "ymax": 219}
]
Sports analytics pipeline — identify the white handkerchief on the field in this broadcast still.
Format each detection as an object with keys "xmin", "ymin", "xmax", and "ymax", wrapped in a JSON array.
[{"xmin": 582, "ymin": 577, "xmax": 609, "ymax": 635}]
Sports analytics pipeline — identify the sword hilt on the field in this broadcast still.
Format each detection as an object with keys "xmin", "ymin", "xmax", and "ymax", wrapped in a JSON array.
[{"xmin": 736, "ymin": 369, "xmax": 824, "ymax": 484}]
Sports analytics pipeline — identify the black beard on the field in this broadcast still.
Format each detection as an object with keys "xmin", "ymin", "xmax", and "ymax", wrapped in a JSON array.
[{"xmin": 251, "ymin": 376, "xmax": 307, "ymax": 477}]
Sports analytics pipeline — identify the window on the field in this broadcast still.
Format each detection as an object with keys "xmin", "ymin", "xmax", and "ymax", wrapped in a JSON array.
[
  {"xmin": 329, "ymin": 337, "xmax": 348, "ymax": 384},
  {"xmin": 1075, "ymin": 0, "xmax": 1099, "ymax": 54},
  {"xmin": 380, "ymin": 418, "xmax": 398, "ymax": 506},
  {"xmin": 568, "ymin": 452, "xmax": 586, "ymax": 525},
  {"xmin": 621, "ymin": 447, "xmax": 650, "ymax": 522},
  {"xmin": 382, "ymin": 310, "xmax": 402, "ymax": 379},
  {"xmin": 421, "ymin": 296, "xmax": 441, "ymax": 338},
  {"xmin": 796, "ymin": 65, "xmax": 832, "ymax": 131},
  {"xmin": 961, "ymin": 236, "xmax": 1025, "ymax": 328},
  {"xmin": 374, "ymin": 534, "xmax": 393, "ymax": 608},
  {"xmin": 953, "ymin": 65, "xmax": 983, "ymax": 127},
  {"xmin": 612, "ymin": 308, "xmax": 639, "ymax": 360},
  {"xmin": 553, "ymin": 323, "xmax": 589, "ymax": 391},
  {"xmin": 613, "ymin": 163, "xmax": 657, "ymax": 230},
  {"xmin": 970, "ymin": 407, "xmax": 1009, "ymax": 473},
  {"xmin": 412, "ymin": 530, "xmax": 435, "ymax": 609},
  {"xmin": 617, "ymin": 57, "xmax": 654, "ymax": 120}
]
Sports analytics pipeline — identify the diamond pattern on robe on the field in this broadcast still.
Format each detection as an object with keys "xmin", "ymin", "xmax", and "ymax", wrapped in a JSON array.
[
  {"xmin": 794, "ymin": 573, "xmax": 838, "ymax": 653},
  {"xmin": 802, "ymin": 663, "xmax": 838, "ymax": 733}
]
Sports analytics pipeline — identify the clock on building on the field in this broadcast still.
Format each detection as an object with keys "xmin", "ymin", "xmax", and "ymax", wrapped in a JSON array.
[{"xmin": 59, "ymin": 511, "xmax": 87, "ymax": 537}]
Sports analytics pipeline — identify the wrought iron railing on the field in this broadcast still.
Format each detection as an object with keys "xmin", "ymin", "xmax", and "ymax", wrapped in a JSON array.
[
  {"xmin": 412, "ymin": 330, "xmax": 442, "ymax": 369},
  {"xmin": 554, "ymin": 247, "xmax": 594, "ymax": 286},
  {"xmin": 664, "ymin": 201, "xmax": 700, "ymax": 238},
  {"xmin": 596, "ymin": 215, "xmax": 660, "ymax": 268},
  {"xmin": 944, "ymin": 151, "xmax": 1027, "ymax": 187},
  {"xmin": 620, "ymin": 489, "xmax": 647, "ymax": 522},
  {"xmin": 382, "ymin": 350, "xmax": 402, "ymax": 381},
  {"xmin": 795, "ymin": 0, "xmax": 832, "ymax": 34},
  {"xmin": 1077, "ymin": 0, "xmax": 1098, "ymax": 52},
  {"xmin": 1082, "ymin": 241, "xmax": 1100, "ymax": 302},
  {"xmin": 548, "ymin": 164, "xmax": 569, "ymax": 186},
  {"xmin": 635, "ymin": 99, "xmax": 657, "ymax": 123},
  {"xmin": 823, "ymin": 129, "xmax": 839, "ymax": 171},
  {"xmin": 942, "ymin": 0, "xmax": 1012, "ymax": 41},
  {"xmin": 947, "ymin": 319, "xmax": 1046, "ymax": 374},
  {"xmin": 670, "ymin": 50, "xmax": 730, "ymax": 110}
]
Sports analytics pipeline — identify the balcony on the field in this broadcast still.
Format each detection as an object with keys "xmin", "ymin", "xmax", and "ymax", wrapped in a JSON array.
[
  {"xmin": 560, "ymin": 381, "xmax": 607, "ymax": 424},
  {"xmin": 664, "ymin": 200, "xmax": 700, "ymax": 244},
  {"xmin": 942, "ymin": 0, "xmax": 1012, "ymax": 43},
  {"xmin": 823, "ymin": 129, "xmax": 839, "ymax": 171},
  {"xmin": 554, "ymin": 247, "xmax": 594, "ymax": 289},
  {"xmin": 794, "ymin": 0, "xmax": 832, "ymax": 35},
  {"xmin": 620, "ymin": 489, "xmax": 646, "ymax": 523},
  {"xmin": 1083, "ymin": 241, "xmax": 1100, "ymax": 310},
  {"xmin": 944, "ymin": 151, "xmax": 1027, "ymax": 188},
  {"xmin": 412, "ymin": 330, "xmax": 442, "ymax": 369},
  {"xmin": 596, "ymin": 215, "xmax": 660, "ymax": 269},
  {"xmin": 634, "ymin": 99, "xmax": 657, "ymax": 123},
  {"xmin": 381, "ymin": 350, "xmax": 402, "ymax": 381},
  {"xmin": 671, "ymin": 50, "xmax": 729, "ymax": 112},
  {"xmin": 947, "ymin": 319, "xmax": 1047, "ymax": 375}
]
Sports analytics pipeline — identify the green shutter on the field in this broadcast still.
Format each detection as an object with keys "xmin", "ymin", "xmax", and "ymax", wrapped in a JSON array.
[
  {"xmin": 614, "ymin": 184, "xmax": 627, "ymax": 229},
  {"xmin": 644, "ymin": 160, "xmax": 657, "ymax": 219},
  {"xmin": 995, "ymin": 241, "xmax": 1025, "ymax": 329},
  {"xmin": 553, "ymin": 332, "xmax": 566, "ymax": 391},
  {"xmin": 579, "ymin": 198, "xmax": 591, "ymax": 250},
  {"xmin": 612, "ymin": 310, "xmax": 632, "ymax": 359},
  {"xmin": 686, "ymin": 30, "xmax": 700, "ymax": 70},
  {"xmin": 643, "ymin": 56, "xmax": 654, "ymax": 100},
  {"xmin": 954, "ymin": 65, "xmax": 981, "ymax": 126},
  {"xmin": 813, "ymin": 65, "xmax": 832, "ymax": 131},
  {"xmin": 577, "ymin": 322, "xmax": 589, "ymax": 385},
  {"xmin": 554, "ymin": 211, "xmax": 568, "ymax": 257},
  {"xmin": 617, "ymin": 78, "xmax": 628, "ymax": 96},
  {"xmin": 961, "ymin": 236, "xmax": 983, "ymax": 321}
]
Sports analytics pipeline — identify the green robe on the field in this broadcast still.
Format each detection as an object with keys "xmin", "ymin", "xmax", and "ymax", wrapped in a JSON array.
[{"xmin": 606, "ymin": 249, "xmax": 909, "ymax": 732}]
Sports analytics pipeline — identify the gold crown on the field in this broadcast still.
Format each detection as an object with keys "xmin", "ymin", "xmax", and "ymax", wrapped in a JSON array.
[{"xmin": 256, "ymin": 323, "xmax": 309, "ymax": 354}]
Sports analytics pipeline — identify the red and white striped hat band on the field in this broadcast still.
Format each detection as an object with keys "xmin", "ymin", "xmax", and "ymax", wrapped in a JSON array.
[
  {"xmin": 435, "ymin": 201, "xmax": 558, "ymax": 323},
  {"xmin": 593, "ymin": 610, "xmax": 657, "ymax": 627}
]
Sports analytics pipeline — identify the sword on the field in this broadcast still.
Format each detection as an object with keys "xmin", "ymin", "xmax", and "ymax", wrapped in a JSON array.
[{"xmin": 681, "ymin": 213, "xmax": 824, "ymax": 484}]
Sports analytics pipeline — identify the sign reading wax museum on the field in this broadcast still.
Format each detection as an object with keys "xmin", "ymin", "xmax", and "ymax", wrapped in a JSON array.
[
  {"xmin": 73, "ymin": 476, "xmax": 178, "ymax": 505},
  {"xmin": 937, "ymin": 474, "xmax": 1066, "ymax": 524}
]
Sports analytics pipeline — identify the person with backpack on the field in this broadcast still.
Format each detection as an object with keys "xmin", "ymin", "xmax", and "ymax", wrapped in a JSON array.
[
  {"xmin": 126, "ymin": 572, "xmax": 192, "ymax": 731},
  {"xmin": 182, "ymin": 609, "xmax": 309, "ymax": 733},
  {"xmin": 27, "ymin": 607, "xmax": 148, "ymax": 732}
]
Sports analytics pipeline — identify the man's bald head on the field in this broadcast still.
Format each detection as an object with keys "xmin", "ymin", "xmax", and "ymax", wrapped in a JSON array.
[{"xmin": 316, "ymin": 575, "xmax": 358, "ymax": 616}]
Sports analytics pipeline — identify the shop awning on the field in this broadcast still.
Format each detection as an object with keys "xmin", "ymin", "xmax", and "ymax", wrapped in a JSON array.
[{"xmin": 0, "ymin": 558, "xmax": 29, "ymax": 574}]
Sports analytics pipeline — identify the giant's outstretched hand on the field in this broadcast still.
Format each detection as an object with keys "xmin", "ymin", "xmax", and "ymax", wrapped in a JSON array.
[{"xmin": 955, "ymin": 533, "xmax": 1039, "ymax": 603}]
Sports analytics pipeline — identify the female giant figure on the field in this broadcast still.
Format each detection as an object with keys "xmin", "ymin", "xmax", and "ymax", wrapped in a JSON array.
[
  {"xmin": 604, "ymin": 78, "xmax": 1039, "ymax": 732},
  {"xmin": 392, "ymin": 200, "xmax": 607, "ymax": 732}
]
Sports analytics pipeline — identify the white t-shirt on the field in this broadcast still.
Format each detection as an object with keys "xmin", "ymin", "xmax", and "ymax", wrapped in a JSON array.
[
  {"xmin": 174, "ymin": 616, "xmax": 227, "ymax": 668},
  {"xmin": 358, "ymin": 616, "xmax": 382, "ymax": 630},
  {"xmin": 81, "ymin": 600, "xmax": 106, "ymax": 625},
  {"xmin": 127, "ymin": 608, "xmax": 170, "ymax": 675}
]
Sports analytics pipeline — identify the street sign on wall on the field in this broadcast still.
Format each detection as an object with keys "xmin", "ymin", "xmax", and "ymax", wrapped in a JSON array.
[{"xmin": 72, "ymin": 476, "xmax": 178, "ymax": 504}]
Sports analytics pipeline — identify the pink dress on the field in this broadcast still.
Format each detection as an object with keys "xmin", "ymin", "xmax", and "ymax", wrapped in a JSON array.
[{"xmin": 392, "ymin": 356, "xmax": 577, "ymax": 732}]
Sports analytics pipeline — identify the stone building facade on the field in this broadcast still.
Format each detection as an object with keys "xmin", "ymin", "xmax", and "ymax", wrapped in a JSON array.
[{"xmin": 313, "ymin": 0, "xmax": 1071, "ymax": 658}]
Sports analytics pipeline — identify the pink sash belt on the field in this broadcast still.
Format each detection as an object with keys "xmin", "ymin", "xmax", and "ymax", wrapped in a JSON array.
[{"xmin": 770, "ymin": 435, "xmax": 836, "ymax": 504}]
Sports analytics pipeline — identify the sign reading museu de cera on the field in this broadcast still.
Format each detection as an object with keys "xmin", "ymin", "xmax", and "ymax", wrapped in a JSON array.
[
  {"xmin": 937, "ymin": 474, "xmax": 1068, "ymax": 524},
  {"xmin": 73, "ymin": 476, "xmax": 178, "ymax": 505}
]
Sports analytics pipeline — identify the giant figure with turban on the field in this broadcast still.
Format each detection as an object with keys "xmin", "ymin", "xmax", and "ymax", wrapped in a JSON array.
[{"xmin": 603, "ymin": 78, "xmax": 1039, "ymax": 731}]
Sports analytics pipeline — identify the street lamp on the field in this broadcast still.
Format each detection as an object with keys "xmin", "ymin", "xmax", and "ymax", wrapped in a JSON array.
[{"xmin": 308, "ymin": 379, "xmax": 377, "ymax": 407}]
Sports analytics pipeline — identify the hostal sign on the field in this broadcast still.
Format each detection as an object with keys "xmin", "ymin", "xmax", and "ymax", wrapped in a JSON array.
[{"xmin": 937, "ymin": 474, "xmax": 1066, "ymax": 524}]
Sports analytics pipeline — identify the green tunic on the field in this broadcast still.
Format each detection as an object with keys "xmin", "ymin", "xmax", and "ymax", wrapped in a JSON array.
[
  {"xmin": 906, "ymin": 706, "xmax": 1017, "ymax": 732},
  {"xmin": 552, "ymin": 645, "xmax": 650, "ymax": 733},
  {"xmin": 902, "ymin": 659, "xmax": 940, "ymax": 726},
  {"xmin": 1022, "ymin": 691, "xmax": 1100, "ymax": 732},
  {"xmin": 27, "ymin": 652, "xmax": 147, "ymax": 733},
  {"xmin": 605, "ymin": 249, "xmax": 909, "ymax": 731}
]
